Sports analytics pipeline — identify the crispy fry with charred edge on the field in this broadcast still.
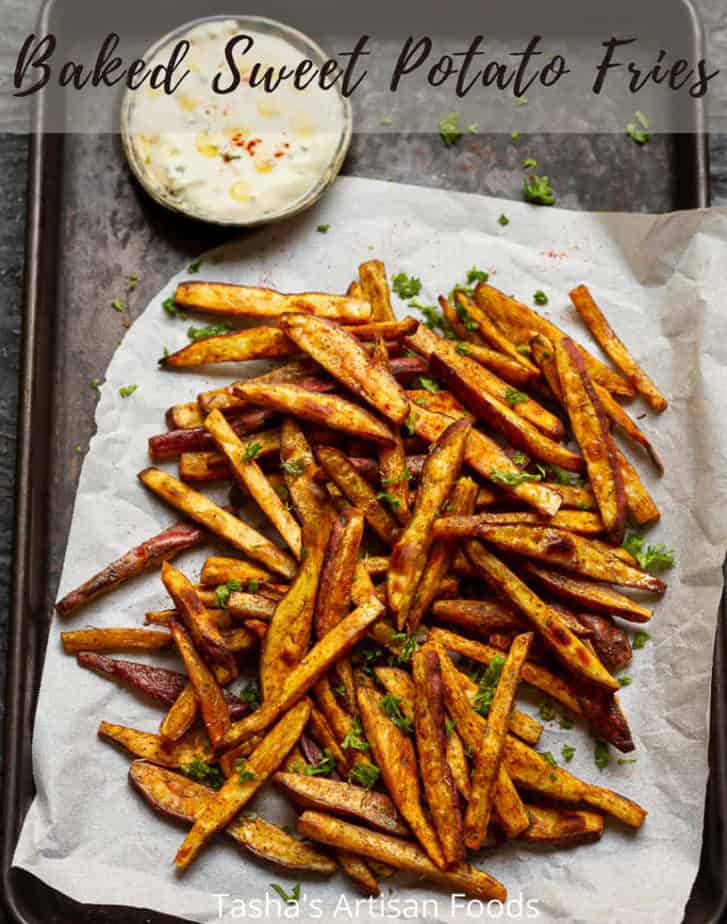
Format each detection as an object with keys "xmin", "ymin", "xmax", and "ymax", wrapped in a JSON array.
[
  {"xmin": 199, "ymin": 556, "xmax": 272, "ymax": 587},
  {"xmin": 349, "ymin": 318, "xmax": 418, "ymax": 340},
  {"xmin": 223, "ymin": 596, "xmax": 384, "ymax": 750},
  {"xmin": 570, "ymin": 284, "xmax": 667, "ymax": 412},
  {"xmin": 434, "ymin": 649, "xmax": 530, "ymax": 837},
  {"xmin": 408, "ymin": 477, "xmax": 478, "ymax": 631},
  {"xmin": 518, "ymin": 805, "xmax": 604, "ymax": 845},
  {"xmin": 407, "ymin": 403, "xmax": 562, "ymax": 517},
  {"xmin": 55, "ymin": 522, "xmax": 205, "ymax": 618},
  {"xmin": 594, "ymin": 383, "xmax": 664, "ymax": 473},
  {"xmin": 161, "ymin": 562, "xmax": 234, "ymax": 669},
  {"xmin": 168, "ymin": 618, "xmax": 231, "ymax": 748},
  {"xmin": 583, "ymin": 784, "xmax": 647, "ymax": 828},
  {"xmin": 174, "ymin": 282, "xmax": 371, "ymax": 323},
  {"xmin": 280, "ymin": 314, "xmax": 408, "ymax": 425},
  {"xmin": 160, "ymin": 685, "xmax": 199, "ymax": 742},
  {"xmin": 614, "ymin": 445, "xmax": 660, "ymax": 525},
  {"xmin": 274, "ymin": 772, "xmax": 409, "ymax": 835},
  {"xmin": 463, "ymin": 542, "xmax": 621, "ymax": 690},
  {"xmin": 453, "ymin": 290, "xmax": 541, "ymax": 374},
  {"xmin": 150, "ymin": 418, "xmax": 279, "ymax": 464},
  {"xmin": 431, "ymin": 599, "xmax": 525, "ymax": 635},
  {"xmin": 298, "ymin": 811, "xmax": 507, "ymax": 901},
  {"xmin": 433, "ymin": 510, "xmax": 604, "ymax": 540},
  {"xmin": 98, "ymin": 722, "xmax": 212, "ymax": 768},
  {"xmin": 387, "ymin": 418, "xmax": 470, "ymax": 629},
  {"xmin": 429, "ymin": 353, "xmax": 584, "ymax": 473},
  {"xmin": 356, "ymin": 680, "xmax": 446, "ymax": 869},
  {"xmin": 359, "ymin": 260, "xmax": 395, "ymax": 321},
  {"xmin": 227, "ymin": 592, "xmax": 277, "ymax": 621},
  {"xmin": 520, "ymin": 562, "xmax": 653, "ymax": 623},
  {"xmin": 412, "ymin": 648, "xmax": 465, "ymax": 864},
  {"xmin": 238, "ymin": 381, "xmax": 396, "ymax": 445},
  {"xmin": 372, "ymin": 339, "xmax": 411, "ymax": 524},
  {"xmin": 347, "ymin": 279, "xmax": 364, "ymax": 299},
  {"xmin": 174, "ymin": 699, "xmax": 312, "ymax": 869},
  {"xmin": 61, "ymin": 628, "xmax": 172, "ymax": 654},
  {"xmin": 578, "ymin": 614, "xmax": 632, "ymax": 673},
  {"xmin": 138, "ymin": 468, "xmax": 297, "ymax": 579},
  {"xmin": 464, "ymin": 633, "xmax": 533, "ymax": 849},
  {"xmin": 475, "ymin": 525, "xmax": 665, "ymax": 593},
  {"xmin": 474, "ymin": 282, "xmax": 634, "ymax": 397},
  {"xmin": 130, "ymin": 762, "xmax": 336, "ymax": 873},
  {"xmin": 316, "ymin": 445, "xmax": 400, "ymax": 544},
  {"xmin": 205, "ymin": 410, "xmax": 302, "ymax": 558},
  {"xmin": 160, "ymin": 327, "xmax": 297, "ymax": 368},
  {"xmin": 556, "ymin": 336, "xmax": 626, "ymax": 544},
  {"xmin": 405, "ymin": 324, "xmax": 564, "ymax": 441}
]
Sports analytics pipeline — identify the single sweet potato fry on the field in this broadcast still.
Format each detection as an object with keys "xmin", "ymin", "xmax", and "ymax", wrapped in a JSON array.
[
  {"xmin": 359, "ymin": 260, "xmax": 395, "ymax": 321},
  {"xmin": 280, "ymin": 418, "xmax": 334, "ymax": 533},
  {"xmin": 593, "ymin": 382, "xmax": 664, "ymax": 473},
  {"xmin": 583, "ymin": 784, "xmax": 647, "ymax": 828},
  {"xmin": 433, "ymin": 510, "xmax": 605, "ymax": 540},
  {"xmin": 316, "ymin": 508, "xmax": 365, "ymax": 638},
  {"xmin": 226, "ymin": 592, "xmax": 277, "ymax": 621},
  {"xmin": 432, "ymin": 598, "xmax": 526, "ymax": 636},
  {"xmin": 138, "ymin": 468, "xmax": 297, "ymax": 579},
  {"xmin": 61, "ymin": 628, "xmax": 172, "ymax": 655},
  {"xmin": 615, "ymin": 445, "xmax": 661, "ymax": 525},
  {"xmin": 519, "ymin": 804, "xmax": 604, "ymax": 845},
  {"xmin": 453, "ymin": 290, "xmax": 540, "ymax": 374},
  {"xmin": 372, "ymin": 339, "xmax": 411, "ymax": 524},
  {"xmin": 179, "ymin": 451, "xmax": 231, "ymax": 483},
  {"xmin": 160, "ymin": 327, "xmax": 297, "ymax": 368},
  {"xmin": 55, "ymin": 521, "xmax": 205, "ymax": 618},
  {"xmin": 148, "ymin": 412, "xmax": 276, "ymax": 462},
  {"xmin": 160, "ymin": 685, "xmax": 199, "ymax": 742},
  {"xmin": 453, "ymin": 340, "xmax": 539, "ymax": 388},
  {"xmin": 166, "ymin": 401, "xmax": 205, "ymax": 430},
  {"xmin": 199, "ymin": 556, "xmax": 273, "ymax": 587},
  {"xmin": 98, "ymin": 722, "xmax": 212, "ymax": 768}
]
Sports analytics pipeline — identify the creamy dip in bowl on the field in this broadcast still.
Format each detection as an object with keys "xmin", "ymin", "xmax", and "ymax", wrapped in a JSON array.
[{"xmin": 121, "ymin": 16, "xmax": 352, "ymax": 226}]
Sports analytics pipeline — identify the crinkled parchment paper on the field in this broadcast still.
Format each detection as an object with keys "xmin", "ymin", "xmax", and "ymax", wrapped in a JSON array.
[{"xmin": 12, "ymin": 177, "xmax": 727, "ymax": 923}]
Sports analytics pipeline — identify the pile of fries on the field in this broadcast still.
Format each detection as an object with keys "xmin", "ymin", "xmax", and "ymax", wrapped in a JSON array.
[{"xmin": 56, "ymin": 258, "xmax": 671, "ymax": 901}]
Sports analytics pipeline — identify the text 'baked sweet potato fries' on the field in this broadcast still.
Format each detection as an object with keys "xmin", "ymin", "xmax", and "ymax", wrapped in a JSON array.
[{"xmin": 57, "ymin": 260, "xmax": 672, "ymax": 901}]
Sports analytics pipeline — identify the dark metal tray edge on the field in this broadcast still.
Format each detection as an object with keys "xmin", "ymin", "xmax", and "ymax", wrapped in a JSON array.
[{"xmin": 0, "ymin": 0, "xmax": 717, "ymax": 921}]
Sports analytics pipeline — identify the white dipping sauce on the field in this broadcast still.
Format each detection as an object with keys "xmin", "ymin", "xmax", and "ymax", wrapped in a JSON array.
[{"xmin": 127, "ymin": 20, "xmax": 348, "ymax": 224}]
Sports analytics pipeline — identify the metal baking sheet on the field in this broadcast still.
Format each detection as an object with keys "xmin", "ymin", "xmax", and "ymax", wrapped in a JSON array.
[{"xmin": 0, "ymin": 0, "xmax": 715, "ymax": 921}]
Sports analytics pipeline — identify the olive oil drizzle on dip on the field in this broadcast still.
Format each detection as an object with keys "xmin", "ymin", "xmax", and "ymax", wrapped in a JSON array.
[{"xmin": 127, "ymin": 20, "xmax": 348, "ymax": 224}]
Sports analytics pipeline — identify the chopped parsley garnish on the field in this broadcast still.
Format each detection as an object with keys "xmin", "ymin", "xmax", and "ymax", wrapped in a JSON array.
[
  {"xmin": 411, "ymin": 301, "xmax": 450, "ymax": 336},
  {"xmin": 348, "ymin": 761, "xmax": 380, "ymax": 789},
  {"xmin": 473, "ymin": 654, "xmax": 505, "ymax": 716},
  {"xmin": 375, "ymin": 491, "xmax": 401, "ymax": 511},
  {"xmin": 162, "ymin": 297, "xmax": 186, "ymax": 319},
  {"xmin": 523, "ymin": 174, "xmax": 556, "ymax": 206},
  {"xmin": 90, "ymin": 377, "xmax": 101, "ymax": 390},
  {"xmin": 618, "ymin": 757, "xmax": 638, "ymax": 765},
  {"xmin": 498, "ymin": 214, "xmax": 510, "ymax": 227},
  {"xmin": 545, "ymin": 464, "xmax": 583, "ymax": 486},
  {"xmin": 561, "ymin": 744, "xmax": 576, "ymax": 763},
  {"xmin": 456, "ymin": 341, "xmax": 472, "ymax": 356},
  {"xmin": 504, "ymin": 387, "xmax": 529, "ymax": 406},
  {"xmin": 538, "ymin": 700, "xmax": 556, "ymax": 722},
  {"xmin": 187, "ymin": 259, "xmax": 202, "ymax": 274},
  {"xmin": 439, "ymin": 111, "xmax": 462, "ymax": 146},
  {"xmin": 74, "ymin": 443, "xmax": 83, "ymax": 454},
  {"xmin": 380, "ymin": 693, "xmax": 412, "ymax": 733},
  {"xmin": 341, "ymin": 718, "xmax": 370, "ymax": 752},
  {"xmin": 622, "ymin": 533, "xmax": 675, "ymax": 572},
  {"xmin": 280, "ymin": 459, "xmax": 305, "ymax": 476},
  {"xmin": 390, "ymin": 631, "xmax": 419, "ymax": 664},
  {"xmin": 512, "ymin": 452, "xmax": 529, "ymax": 466},
  {"xmin": 454, "ymin": 302, "xmax": 479, "ymax": 332},
  {"xmin": 404, "ymin": 412, "xmax": 419, "ymax": 436},
  {"xmin": 119, "ymin": 384, "xmax": 138, "ymax": 398},
  {"xmin": 559, "ymin": 714, "xmax": 575, "ymax": 730},
  {"xmin": 302, "ymin": 749, "xmax": 336, "ymax": 776},
  {"xmin": 382, "ymin": 469, "xmax": 412, "ymax": 486},
  {"xmin": 489, "ymin": 468, "xmax": 543, "ymax": 487},
  {"xmin": 619, "ymin": 675, "xmax": 632, "ymax": 686},
  {"xmin": 239, "ymin": 681, "xmax": 261, "ymax": 709},
  {"xmin": 444, "ymin": 717, "xmax": 456, "ymax": 738},
  {"xmin": 215, "ymin": 579, "xmax": 242, "ymax": 608},
  {"xmin": 632, "ymin": 630, "xmax": 651, "ymax": 650},
  {"xmin": 187, "ymin": 323, "xmax": 232, "ymax": 340},
  {"xmin": 235, "ymin": 758, "xmax": 256, "ymax": 783},
  {"xmin": 111, "ymin": 298, "xmax": 125, "ymax": 312},
  {"xmin": 533, "ymin": 290, "xmax": 548, "ymax": 306},
  {"xmin": 522, "ymin": 158, "xmax": 537, "ymax": 169},
  {"xmin": 128, "ymin": 274, "xmax": 138, "ymax": 291},
  {"xmin": 511, "ymin": 131, "xmax": 519, "ymax": 141},
  {"xmin": 181, "ymin": 759, "xmax": 224, "ymax": 790},
  {"xmin": 466, "ymin": 266, "xmax": 489, "ymax": 285},
  {"xmin": 242, "ymin": 441, "xmax": 263, "ymax": 462},
  {"xmin": 626, "ymin": 111, "xmax": 650, "ymax": 145},
  {"xmin": 594, "ymin": 740, "xmax": 609, "ymax": 771},
  {"xmin": 270, "ymin": 883, "xmax": 301, "ymax": 905},
  {"xmin": 417, "ymin": 376, "xmax": 440, "ymax": 394},
  {"xmin": 316, "ymin": 224, "xmax": 330, "ymax": 233},
  {"xmin": 391, "ymin": 272, "xmax": 422, "ymax": 300},
  {"xmin": 247, "ymin": 579, "xmax": 260, "ymax": 593},
  {"xmin": 541, "ymin": 751, "xmax": 558, "ymax": 767}
]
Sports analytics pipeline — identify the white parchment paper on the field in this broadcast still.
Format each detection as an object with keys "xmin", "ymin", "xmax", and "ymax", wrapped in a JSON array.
[{"xmin": 12, "ymin": 176, "xmax": 727, "ymax": 923}]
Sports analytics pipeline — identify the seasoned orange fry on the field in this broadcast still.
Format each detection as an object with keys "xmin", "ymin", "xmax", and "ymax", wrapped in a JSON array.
[
  {"xmin": 570, "ymin": 284, "xmax": 667, "ymax": 411},
  {"xmin": 174, "ymin": 282, "xmax": 371, "ymax": 323},
  {"xmin": 584, "ymin": 784, "xmax": 647, "ymax": 829},
  {"xmin": 160, "ymin": 685, "xmax": 198, "ymax": 742},
  {"xmin": 161, "ymin": 562, "xmax": 234, "ymax": 669},
  {"xmin": 556, "ymin": 336, "xmax": 626, "ymax": 544},
  {"xmin": 453, "ymin": 339, "xmax": 539, "ymax": 387},
  {"xmin": 199, "ymin": 556, "xmax": 272, "ymax": 587},
  {"xmin": 387, "ymin": 418, "xmax": 469, "ymax": 629},
  {"xmin": 98, "ymin": 722, "xmax": 211, "ymax": 768},
  {"xmin": 594, "ymin": 382, "xmax": 664, "ymax": 473},
  {"xmin": 432, "ymin": 598, "xmax": 526, "ymax": 635},
  {"xmin": 138, "ymin": 468, "xmax": 297, "ymax": 579},
  {"xmin": 280, "ymin": 418, "xmax": 334, "ymax": 531},
  {"xmin": 433, "ymin": 510, "xmax": 604, "ymax": 539},
  {"xmin": 61, "ymin": 628, "xmax": 172, "ymax": 654},
  {"xmin": 175, "ymin": 698, "xmax": 311, "ymax": 869},
  {"xmin": 226, "ymin": 592, "xmax": 277, "ymax": 621},
  {"xmin": 160, "ymin": 327, "xmax": 297, "ymax": 368},
  {"xmin": 359, "ymin": 260, "xmax": 395, "ymax": 321},
  {"xmin": 615, "ymin": 445, "xmax": 661, "ymax": 525},
  {"xmin": 519, "ymin": 804, "xmax": 604, "ymax": 845},
  {"xmin": 349, "ymin": 318, "xmax": 418, "ymax": 340},
  {"xmin": 372, "ymin": 338, "xmax": 411, "ymax": 523},
  {"xmin": 453, "ymin": 290, "xmax": 540, "ymax": 374},
  {"xmin": 316, "ymin": 508, "xmax": 365, "ymax": 638},
  {"xmin": 307, "ymin": 706, "xmax": 351, "ymax": 776},
  {"xmin": 167, "ymin": 401, "xmax": 205, "ymax": 430},
  {"xmin": 205, "ymin": 410, "xmax": 302, "ymax": 558}
]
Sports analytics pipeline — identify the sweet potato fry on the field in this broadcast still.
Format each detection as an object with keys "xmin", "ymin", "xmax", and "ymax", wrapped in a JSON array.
[
  {"xmin": 162, "ymin": 562, "xmax": 234, "ymax": 669},
  {"xmin": 168, "ymin": 618, "xmax": 231, "ymax": 748},
  {"xmin": 502, "ymin": 735, "xmax": 588, "ymax": 803},
  {"xmin": 446, "ymin": 724, "xmax": 472, "ymax": 799},
  {"xmin": 307, "ymin": 706, "xmax": 351, "ymax": 776},
  {"xmin": 570, "ymin": 284, "xmax": 667, "ymax": 412},
  {"xmin": 475, "ymin": 525, "xmax": 665, "ymax": 593},
  {"xmin": 236, "ymin": 382, "xmax": 395, "ymax": 446},
  {"xmin": 316, "ymin": 445, "xmax": 400, "ymax": 544},
  {"xmin": 179, "ymin": 451, "xmax": 231, "ymax": 483},
  {"xmin": 519, "ymin": 804, "xmax": 604, "ymax": 845},
  {"xmin": 199, "ymin": 556, "xmax": 273, "ymax": 587},
  {"xmin": 175, "ymin": 698, "xmax": 312, "ymax": 869},
  {"xmin": 407, "ymin": 477, "xmax": 478, "ymax": 630},
  {"xmin": 615, "ymin": 445, "xmax": 661, "ymax": 525},
  {"xmin": 474, "ymin": 282, "xmax": 634, "ymax": 397},
  {"xmin": 371, "ymin": 339, "xmax": 411, "ymax": 524},
  {"xmin": 61, "ymin": 628, "xmax": 172, "ymax": 655},
  {"xmin": 78, "ymin": 652, "xmax": 190, "ymax": 706},
  {"xmin": 455, "ymin": 341, "xmax": 539, "ymax": 388},
  {"xmin": 224, "ymin": 596, "xmax": 384, "ymax": 750},
  {"xmin": 583, "ymin": 784, "xmax": 647, "ymax": 828},
  {"xmin": 337, "ymin": 852, "xmax": 381, "ymax": 896},
  {"xmin": 432, "ymin": 599, "xmax": 526, "ymax": 636},
  {"xmin": 453, "ymin": 290, "xmax": 540, "ymax": 374},
  {"xmin": 280, "ymin": 314, "xmax": 408, "ymax": 425},
  {"xmin": 160, "ymin": 685, "xmax": 199, "ymax": 742},
  {"xmin": 593, "ymin": 382, "xmax": 664, "ymax": 473},
  {"xmin": 166, "ymin": 401, "xmax": 205, "ymax": 430},
  {"xmin": 174, "ymin": 282, "xmax": 371, "ymax": 323},
  {"xmin": 226, "ymin": 592, "xmax": 277, "ymax": 621},
  {"xmin": 405, "ymin": 323, "xmax": 564, "ymax": 440},
  {"xmin": 556, "ymin": 336, "xmax": 626, "ymax": 543},
  {"xmin": 148, "ymin": 412, "xmax": 276, "ymax": 462},
  {"xmin": 160, "ymin": 327, "xmax": 297, "ymax": 368},
  {"xmin": 359, "ymin": 260, "xmax": 395, "ymax": 321},
  {"xmin": 313, "ymin": 676, "xmax": 364, "ymax": 764},
  {"xmin": 55, "ymin": 521, "xmax": 205, "ymax": 618},
  {"xmin": 205, "ymin": 410, "xmax": 302, "ymax": 558},
  {"xmin": 274, "ymin": 772, "xmax": 408, "ymax": 835},
  {"xmin": 138, "ymin": 468, "xmax": 297, "ymax": 579},
  {"xmin": 577, "ymin": 614, "xmax": 632, "ymax": 672},
  {"xmin": 520, "ymin": 562, "xmax": 653, "ymax": 623},
  {"xmin": 464, "ymin": 541, "xmax": 621, "ymax": 690},
  {"xmin": 130, "ymin": 762, "xmax": 336, "ymax": 873},
  {"xmin": 433, "ymin": 510, "xmax": 604, "ymax": 540},
  {"xmin": 98, "ymin": 722, "xmax": 212, "ymax": 768},
  {"xmin": 387, "ymin": 418, "xmax": 470, "ymax": 629},
  {"xmin": 412, "ymin": 648, "xmax": 465, "ymax": 864},
  {"xmin": 316, "ymin": 508, "xmax": 365, "ymax": 638},
  {"xmin": 357, "ymin": 680, "xmax": 445, "ymax": 868},
  {"xmin": 465, "ymin": 633, "xmax": 533, "ymax": 849}
]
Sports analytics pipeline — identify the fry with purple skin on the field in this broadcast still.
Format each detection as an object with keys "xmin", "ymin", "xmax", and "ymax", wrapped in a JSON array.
[{"xmin": 148, "ymin": 412, "xmax": 276, "ymax": 462}]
